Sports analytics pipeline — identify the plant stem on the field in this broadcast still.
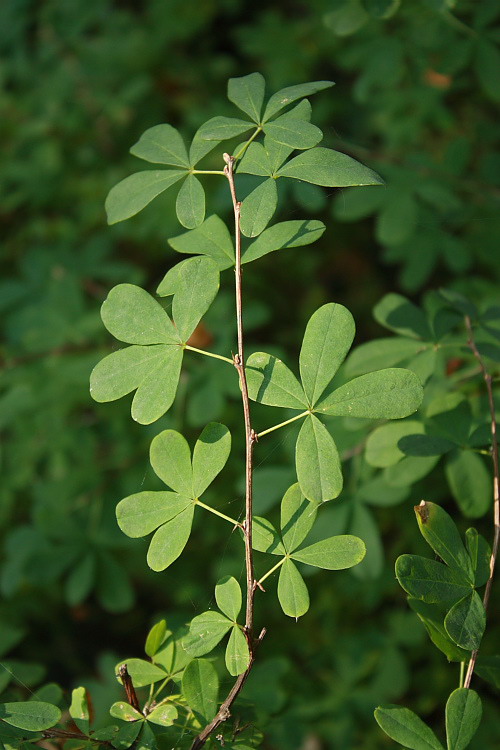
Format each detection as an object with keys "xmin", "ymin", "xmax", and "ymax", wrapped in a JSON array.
[
  {"xmin": 459, "ymin": 661, "xmax": 465, "ymax": 688},
  {"xmin": 190, "ymin": 152, "xmax": 264, "ymax": 750},
  {"xmin": 258, "ymin": 556, "xmax": 286, "ymax": 586},
  {"xmin": 184, "ymin": 345, "xmax": 233, "ymax": 364},
  {"xmin": 195, "ymin": 499, "xmax": 242, "ymax": 528},
  {"xmin": 257, "ymin": 411, "xmax": 309, "ymax": 438},
  {"xmin": 463, "ymin": 316, "xmax": 500, "ymax": 689}
]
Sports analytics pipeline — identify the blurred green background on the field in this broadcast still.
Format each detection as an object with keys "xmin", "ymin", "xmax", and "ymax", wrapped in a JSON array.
[{"xmin": 1, "ymin": 0, "xmax": 500, "ymax": 747}]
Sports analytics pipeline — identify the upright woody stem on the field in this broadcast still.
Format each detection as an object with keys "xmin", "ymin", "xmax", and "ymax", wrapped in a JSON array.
[
  {"xmin": 189, "ymin": 153, "xmax": 263, "ymax": 750},
  {"xmin": 463, "ymin": 315, "xmax": 500, "ymax": 689}
]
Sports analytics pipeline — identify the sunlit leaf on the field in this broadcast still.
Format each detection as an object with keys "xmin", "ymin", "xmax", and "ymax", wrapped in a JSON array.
[
  {"xmin": 116, "ymin": 659, "xmax": 167, "ymax": 688},
  {"xmin": 292, "ymin": 534, "xmax": 365, "ymax": 570},
  {"xmin": 145, "ymin": 620, "xmax": 167, "ymax": 658},
  {"xmin": 296, "ymin": 415, "xmax": 342, "ymax": 502},
  {"xmin": 168, "ymin": 215, "xmax": 235, "ymax": 270},
  {"xmin": 147, "ymin": 704, "xmax": 178, "ymax": 727},
  {"xmin": 192, "ymin": 423, "xmax": 231, "ymax": 497},
  {"xmin": 0, "ymin": 702, "xmax": 61, "ymax": 732},
  {"xmin": 225, "ymin": 627, "xmax": 250, "ymax": 676},
  {"xmin": 116, "ymin": 492, "xmax": 191, "ymax": 538},
  {"xmin": 110, "ymin": 702, "xmax": 143, "ymax": 722},
  {"xmin": 175, "ymin": 174, "xmax": 205, "ymax": 229},
  {"xmin": 105, "ymin": 170, "xmax": 186, "ymax": 225},
  {"xmin": 130, "ymin": 124, "xmax": 190, "ymax": 167},
  {"xmin": 183, "ymin": 611, "xmax": 232, "ymax": 657},
  {"xmin": 277, "ymin": 558, "xmax": 309, "ymax": 618},
  {"xmin": 198, "ymin": 116, "xmax": 254, "ymax": 141},
  {"xmin": 263, "ymin": 81, "xmax": 334, "ymax": 121},
  {"xmin": 150, "ymin": 430, "xmax": 193, "ymax": 497},
  {"xmin": 101, "ymin": 284, "xmax": 179, "ymax": 345},
  {"xmin": 280, "ymin": 483, "xmax": 317, "ymax": 553},
  {"xmin": 414, "ymin": 502, "xmax": 473, "ymax": 581},
  {"xmin": 215, "ymin": 576, "xmax": 242, "ymax": 621},
  {"xmin": 147, "ymin": 503, "xmax": 195, "ymax": 572},
  {"xmin": 246, "ymin": 352, "xmax": 307, "ymax": 409}
]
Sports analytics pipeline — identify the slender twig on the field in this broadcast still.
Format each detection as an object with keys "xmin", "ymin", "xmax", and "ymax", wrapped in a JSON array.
[
  {"xmin": 189, "ymin": 153, "xmax": 262, "ymax": 749},
  {"xmin": 119, "ymin": 664, "xmax": 141, "ymax": 713},
  {"xmin": 195, "ymin": 499, "xmax": 243, "ymax": 528},
  {"xmin": 257, "ymin": 411, "xmax": 310, "ymax": 439},
  {"xmin": 184, "ymin": 345, "xmax": 233, "ymax": 364},
  {"xmin": 463, "ymin": 315, "xmax": 500, "ymax": 689}
]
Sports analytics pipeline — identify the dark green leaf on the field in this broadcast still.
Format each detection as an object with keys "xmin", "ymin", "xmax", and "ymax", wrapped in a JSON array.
[
  {"xmin": 216, "ymin": 576, "xmax": 242, "ymax": 621},
  {"xmin": 396, "ymin": 555, "xmax": 472, "ymax": 604},
  {"xmin": 445, "ymin": 451, "xmax": 491, "ymax": 518},
  {"xmin": 105, "ymin": 171, "xmax": 186, "ymax": 225},
  {"xmin": 445, "ymin": 688, "xmax": 482, "ymax": 750},
  {"xmin": 414, "ymin": 501, "xmax": 473, "ymax": 581},
  {"xmin": 130, "ymin": 124, "xmax": 190, "ymax": 167},
  {"xmin": 198, "ymin": 116, "xmax": 254, "ymax": 141},
  {"xmin": 350, "ymin": 503, "xmax": 383, "ymax": 580},
  {"xmin": 408, "ymin": 599, "xmax": 470, "ymax": 662},
  {"xmin": 237, "ymin": 142, "xmax": 273, "ymax": 176},
  {"xmin": 168, "ymin": 215, "xmax": 235, "ymax": 270},
  {"xmin": 263, "ymin": 116, "xmax": 322, "ymax": 150},
  {"xmin": 292, "ymin": 535, "xmax": 365, "ymax": 570},
  {"xmin": 444, "ymin": 592, "xmax": 486, "ymax": 650},
  {"xmin": 296, "ymin": 415, "xmax": 342, "ymax": 502},
  {"xmin": 398, "ymin": 434, "xmax": 455, "ymax": 457},
  {"xmin": 365, "ymin": 421, "xmax": 425, "ymax": 468},
  {"xmin": 228, "ymin": 73, "xmax": 265, "ymax": 122},
  {"xmin": 263, "ymin": 81, "xmax": 334, "ymax": 121},
  {"xmin": 374, "ymin": 293, "xmax": 432, "ymax": 340},
  {"xmin": 465, "ymin": 528, "xmax": 491, "ymax": 588},
  {"xmin": 175, "ymin": 174, "xmax": 205, "ymax": 229},
  {"xmin": 277, "ymin": 558, "xmax": 310, "ymax": 618},
  {"xmin": 182, "ymin": 659, "xmax": 219, "ymax": 723},
  {"xmin": 277, "ymin": 148, "xmax": 383, "ymax": 187},
  {"xmin": 374, "ymin": 705, "xmax": 444, "ymax": 750},
  {"xmin": 240, "ymin": 178, "xmax": 278, "ymax": 237},
  {"xmin": 243, "ymin": 220, "xmax": 325, "ymax": 263}
]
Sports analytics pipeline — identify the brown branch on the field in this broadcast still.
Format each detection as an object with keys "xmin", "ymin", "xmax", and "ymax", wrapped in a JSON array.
[
  {"xmin": 189, "ymin": 154, "xmax": 261, "ymax": 749},
  {"xmin": 119, "ymin": 664, "xmax": 141, "ymax": 713},
  {"xmin": 463, "ymin": 315, "xmax": 500, "ymax": 689}
]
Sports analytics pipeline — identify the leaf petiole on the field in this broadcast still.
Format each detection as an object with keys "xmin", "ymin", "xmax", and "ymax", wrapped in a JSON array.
[
  {"xmin": 258, "ymin": 556, "xmax": 286, "ymax": 586},
  {"xmin": 233, "ymin": 127, "xmax": 263, "ymax": 162},
  {"xmin": 195, "ymin": 499, "xmax": 242, "ymax": 528},
  {"xmin": 184, "ymin": 345, "xmax": 234, "ymax": 364},
  {"xmin": 257, "ymin": 411, "xmax": 310, "ymax": 439}
]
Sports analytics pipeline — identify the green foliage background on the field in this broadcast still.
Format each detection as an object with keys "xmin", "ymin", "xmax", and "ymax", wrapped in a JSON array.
[{"xmin": 1, "ymin": 0, "xmax": 499, "ymax": 747}]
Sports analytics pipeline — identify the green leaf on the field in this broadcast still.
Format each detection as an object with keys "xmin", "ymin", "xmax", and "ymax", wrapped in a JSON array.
[
  {"xmin": 408, "ymin": 599, "xmax": 470, "ymax": 662},
  {"xmin": 427, "ymin": 394, "xmax": 472, "ymax": 445},
  {"xmin": 365, "ymin": 421, "xmax": 425, "ymax": 468},
  {"xmin": 189, "ymin": 126, "xmax": 221, "ymax": 166},
  {"xmin": 110, "ymin": 702, "xmax": 143, "ymax": 722},
  {"xmin": 444, "ymin": 591, "xmax": 486, "ymax": 650},
  {"xmin": 263, "ymin": 81, "xmax": 334, "ymax": 121},
  {"xmin": 130, "ymin": 124, "xmax": 190, "ymax": 167},
  {"xmin": 465, "ymin": 528, "xmax": 491, "ymax": 588},
  {"xmin": 181, "ymin": 659, "xmax": 219, "ymax": 723},
  {"xmin": 396, "ymin": 555, "xmax": 472, "ymax": 605},
  {"xmin": 277, "ymin": 148, "xmax": 383, "ymax": 187},
  {"xmin": 374, "ymin": 705, "xmax": 444, "ymax": 750},
  {"xmin": 192, "ymin": 422, "xmax": 231, "ymax": 497},
  {"xmin": 374, "ymin": 293, "xmax": 432, "ymax": 340},
  {"xmin": 299, "ymin": 303, "xmax": 355, "ymax": 406},
  {"xmin": 168, "ymin": 215, "xmax": 235, "ymax": 271},
  {"xmin": 414, "ymin": 502, "xmax": 473, "ymax": 581},
  {"xmin": 69, "ymin": 687, "xmax": 89, "ymax": 734},
  {"xmin": 145, "ymin": 620, "xmax": 167, "ymax": 658},
  {"xmin": 476, "ymin": 40, "xmax": 500, "ymax": 102},
  {"xmin": 90, "ymin": 344, "xmax": 183, "ymax": 425},
  {"xmin": 116, "ymin": 659, "xmax": 167, "ymax": 688},
  {"xmin": 242, "ymin": 220, "xmax": 325, "ymax": 264},
  {"xmin": 246, "ymin": 352, "xmax": 307, "ymax": 409},
  {"xmin": 198, "ymin": 116, "xmax": 254, "ymax": 141},
  {"xmin": 237, "ymin": 142, "xmax": 274, "ymax": 176},
  {"xmin": 147, "ymin": 503, "xmax": 195, "ymax": 572},
  {"xmin": 228, "ymin": 73, "xmax": 265, "ymax": 122},
  {"xmin": 292, "ymin": 535, "xmax": 365, "ymax": 570},
  {"xmin": 350, "ymin": 503, "xmax": 383, "ymax": 580},
  {"xmin": 240, "ymin": 178, "xmax": 278, "ymax": 237},
  {"xmin": 225, "ymin": 627, "xmax": 250, "ymax": 676},
  {"xmin": 112, "ymin": 721, "xmax": 141, "ymax": 749},
  {"xmin": 280, "ymin": 483, "xmax": 317, "ymax": 553},
  {"xmin": 376, "ymin": 192, "xmax": 418, "ymax": 246},
  {"xmin": 252, "ymin": 517, "xmax": 285, "ymax": 555},
  {"xmin": 183, "ymin": 611, "xmax": 232, "ymax": 657},
  {"xmin": 446, "ymin": 688, "xmax": 482, "ymax": 750},
  {"xmin": 345, "ymin": 337, "xmax": 424, "ymax": 377},
  {"xmin": 66, "ymin": 553, "xmax": 95, "ymax": 607},
  {"xmin": 156, "ymin": 256, "xmax": 220, "ymax": 342},
  {"xmin": 316, "ymin": 368, "xmax": 423, "ymax": 419},
  {"xmin": 445, "ymin": 451, "xmax": 491, "ymax": 518},
  {"xmin": 385, "ymin": 455, "xmax": 440, "ymax": 488},
  {"xmin": 296, "ymin": 415, "xmax": 342, "ymax": 502},
  {"xmin": 277, "ymin": 558, "xmax": 310, "ymax": 618},
  {"xmin": 398, "ymin": 434, "xmax": 455, "ymax": 457},
  {"xmin": 475, "ymin": 655, "xmax": 500, "ymax": 688},
  {"xmin": 0, "ymin": 702, "xmax": 61, "ymax": 732},
  {"xmin": 175, "ymin": 174, "xmax": 205, "ymax": 229},
  {"xmin": 105, "ymin": 170, "xmax": 186, "ymax": 225},
  {"xmin": 97, "ymin": 551, "xmax": 133, "ymax": 614},
  {"xmin": 147, "ymin": 704, "xmax": 178, "ymax": 727},
  {"xmin": 101, "ymin": 284, "xmax": 180, "ymax": 345},
  {"xmin": 263, "ymin": 116, "xmax": 322, "ymax": 150},
  {"xmin": 150, "ymin": 430, "xmax": 193, "ymax": 497},
  {"xmin": 215, "ymin": 576, "xmax": 242, "ymax": 621}
]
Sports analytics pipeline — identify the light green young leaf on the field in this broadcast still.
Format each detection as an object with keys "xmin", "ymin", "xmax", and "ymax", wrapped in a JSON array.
[
  {"xmin": 299, "ymin": 303, "xmax": 355, "ymax": 406},
  {"xmin": 228, "ymin": 73, "xmax": 265, "ymax": 122},
  {"xmin": 130, "ymin": 124, "xmax": 190, "ymax": 167},
  {"xmin": 116, "ymin": 659, "xmax": 167, "ymax": 688},
  {"xmin": 101, "ymin": 284, "xmax": 180, "ymax": 345},
  {"xmin": 374, "ymin": 705, "xmax": 444, "ymax": 750},
  {"xmin": 168, "ymin": 215, "xmax": 235, "ymax": 270},
  {"xmin": 277, "ymin": 148, "xmax": 383, "ymax": 187},
  {"xmin": 263, "ymin": 116, "xmax": 322, "ymax": 150},
  {"xmin": 252, "ymin": 517, "xmax": 285, "ymax": 555},
  {"xmin": 145, "ymin": 620, "xmax": 167, "ymax": 658},
  {"xmin": 445, "ymin": 451, "xmax": 491, "ymax": 518},
  {"xmin": 408, "ymin": 599, "xmax": 471, "ymax": 663},
  {"xmin": 365, "ymin": 421, "xmax": 425, "ymax": 468},
  {"xmin": 116, "ymin": 490, "xmax": 192, "ymax": 540},
  {"xmin": 446, "ymin": 688, "xmax": 482, "ymax": 750},
  {"xmin": 414, "ymin": 502, "xmax": 473, "ymax": 581},
  {"xmin": 157, "ymin": 256, "xmax": 220, "ymax": 342},
  {"xmin": 183, "ymin": 611, "xmax": 232, "ymax": 657},
  {"xmin": 263, "ymin": 81, "xmax": 334, "ymax": 121},
  {"xmin": 237, "ymin": 142, "xmax": 274, "ymax": 176},
  {"xmin": 0, "ymin": 702, "xmax": 61, "ymax": 732},
  {"xmin": 182, "ymin": 659, "xmax": 219, "ymax": 723},
  {"xmin": 278, "ymin": 558, "xmax": 310, "ymax": 618},
  {"xmin": 240, "ymin": 178, "xmax": 278, "ymax": 238},
  {"xmin": 147, "ymin": 704, "xmax": 178, "ymax": 727},
  {"xmin": 292, "ymin": 535, "xmax": 365, "ymax": 570},
  {"xmin": 147, "ymin": 503, "xmax": 195, "ymax": 572},
  {"xmin": 374, "ymin": 293, "xmax": 432, "ymax": 341},
  {"xmin": 192, "ymin": 423, "xmax": 231, "ymax": 497},
  {"xmin": 396, "ymin": 555, "xmax": 472, "ymax": 605},
  {"xmin": 225, "ymin": 627, "xmax": 250, "ymax": 676},
  {"xmin": 465, "ymin": 528, "xmax": 491, "ymax": 588},
  {"xmin": 110, "ymin": 702, "xmax": 143, "ymax": 722},
  {"xmin": 198, "ymin": 116, "xmax": 254, "ymax": 141},
  {"xmin": 175, "ymin": 174, "xmax": 205, "ymax": 229},
  {"xmin": 246, "ymin": 352, "xmax": 307, "ymax": 409},
  {"xmin": 69, "ymin": 688, "xmax": 89, "ymax": 734},
  {"xmin": 105, "ymin": 170, "xmax": 186, "ymax": 225},
  {"xmin": 215, "ymin": 576, "xmax": 242, "ymax": 621},
  {"xmin": 280, "ymin": 483, "xmax": 317, "ymax": 553},
  {"xmin": 150, "ymin": 430, "xmax": 193, "ymax": 497},
  {"xmin": 242, "ymin": 219, "xmax": 325, "ymax": 264},
  {"xmin": 316, "ymin": 368, "xmax": 423, "ymax": 419},
  {"xmin": 296, "ymin": 415, "xmax": 342, "ymax": 502},
  {"xmin": 444, "ymin": 592, "xmax": 486, "ymax": 650}
]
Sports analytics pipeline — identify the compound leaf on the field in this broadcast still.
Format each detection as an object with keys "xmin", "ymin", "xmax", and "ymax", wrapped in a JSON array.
[
  {"xmin": 296, "ymin": 415, "xmax": 342, "ymax": 502},
  {"xmin": 106, "ymin": 170, "xmax": 186, "ymax": 225}
]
